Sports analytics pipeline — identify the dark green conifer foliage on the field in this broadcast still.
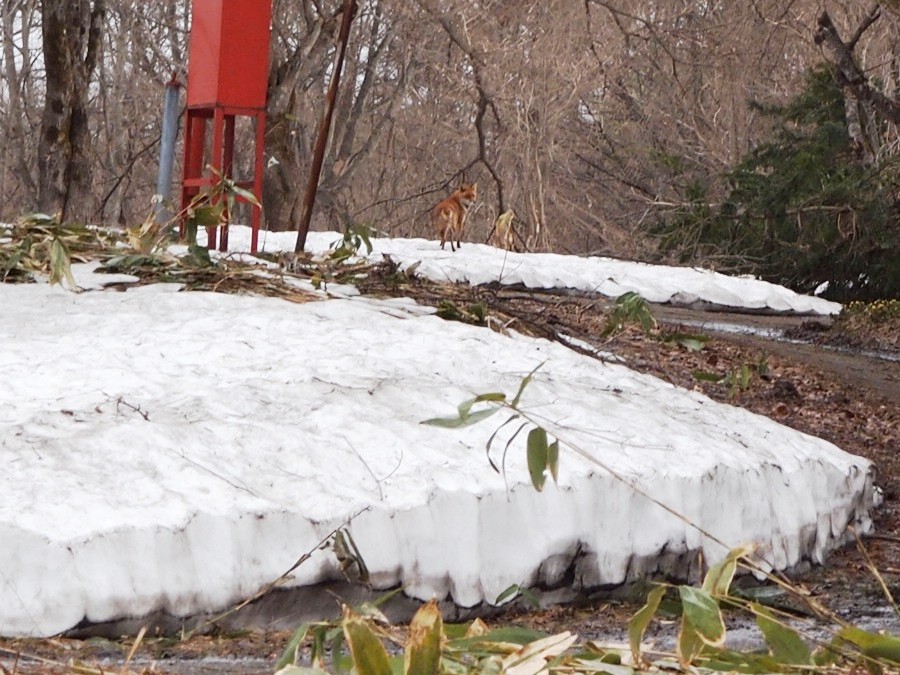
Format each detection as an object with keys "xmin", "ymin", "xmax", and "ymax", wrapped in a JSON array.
[{"xmin": 658, "ymin": 65, "xmax": 900, "ymax": 301}]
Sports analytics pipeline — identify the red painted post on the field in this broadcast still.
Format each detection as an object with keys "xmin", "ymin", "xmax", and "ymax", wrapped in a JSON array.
[{"xmin": 181, "ymin": 0, "xmax": 272, "ymax": 252}]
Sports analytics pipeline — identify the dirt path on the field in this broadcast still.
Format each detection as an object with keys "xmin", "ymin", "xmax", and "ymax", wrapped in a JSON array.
[{"xmin": 651, "ymin": 305, "xmax": 900, "ymax": 404}]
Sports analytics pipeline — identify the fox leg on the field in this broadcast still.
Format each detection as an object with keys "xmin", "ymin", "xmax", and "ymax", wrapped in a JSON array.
[
  {"xmin": 441, "ymin": 228, "xmax": 455, "ymax": 251},
  {"xmin": 439, "ymin": 218, "xmax": 449, "ymax": 250}
]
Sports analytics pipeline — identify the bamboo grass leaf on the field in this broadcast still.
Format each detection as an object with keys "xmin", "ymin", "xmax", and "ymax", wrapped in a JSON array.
[
  {"xmin": 343, "ymin": 610, "xmax": 394, "ymax": 675},
  {"xmin": 628, "ymin": 584, "xmax": 666, "ymax": 665},
  {"xmin": 679, "ymin": 586, "xmax": 725, "ymax": 647},
  {"xmin": 404, "ymin": 599, "xmax": 443, "ymax": 675},
  {"xmin": 753, "ymin": 603, "xmax": 812, "ymax": 665},
  {"xmin": 526, "ymin": 427, "xmax": 549, "ymax": 491}
]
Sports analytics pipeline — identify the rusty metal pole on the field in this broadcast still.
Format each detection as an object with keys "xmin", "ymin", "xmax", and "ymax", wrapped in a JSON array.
[{"xmin": 294, "ymin": 0, "xmax": 358, "ymax": 253}]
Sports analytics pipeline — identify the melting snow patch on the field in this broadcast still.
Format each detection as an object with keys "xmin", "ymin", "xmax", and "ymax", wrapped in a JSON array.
[
  {"xmin": 231, "ymin": 227, "xmax": 841, "ymax": 315},
  {"xmin": 0, "ymin": 276, "xmax": 873, "ymax": 637}
]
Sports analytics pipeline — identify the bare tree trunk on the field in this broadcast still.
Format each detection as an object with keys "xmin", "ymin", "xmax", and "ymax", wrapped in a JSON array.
[
  {"xmin": 37, "ymin": 0, "xmax": 105, "ymax": 222},
  {"xmin": 2, "ymin": 0, "xmax": 39, "ymax": 207}
]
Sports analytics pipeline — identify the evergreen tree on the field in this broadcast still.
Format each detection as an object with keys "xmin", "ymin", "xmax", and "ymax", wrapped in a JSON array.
[{"xmin": 659, "ymin": 65, "xmax": 900, "ymax": 301}]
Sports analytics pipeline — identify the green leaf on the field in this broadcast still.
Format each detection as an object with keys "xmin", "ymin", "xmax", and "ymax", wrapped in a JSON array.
[
  {"xmin": 327, "ymin": 624, "xmax": 350, "ymax": 674},
  {"xmin": 448, "ymin": 627, "xmax": 549, "ymax": 650},
  {"xmin": 0, "ymin": 249, "xmax": 25, "ymax": 281},
  {"xmin": 677, "ymin": 617, "xmax": 706, "ymax": 666},
  {"xmin": 628, "ymin": 584, "xmax": 666, "ymax": 665},
  {"xmin": 467, "ymin": 303, "xmax": 488, "ymax": 322},
  {"xmin": 679, "ymin": 338, "xmax": 707, "ymax": 352},
  {"xmin": 526, "ymin": 427, "xmax": 549, "ymax": 491},
  {"xmin": 702, "ymin": 545, "xmax": 750, "ymax": 596},
  {"xmin": 753, "ymin": 603, "xmax": 812, "ymax": 665},
  {"xmin": 606, "ymin": 292, "xmax": 657, "ymax": 336},
  {"xmin": 368, "ymin": 587, "xmax": 405, "ymax": 608},
  {"xmin": 421, "ymin": 407, "xmax": 498, "ymax": 429},
  {"xmin": 49, "ymin": 237, "xmax": 77, "ymax": 288},
  {"xmin": 421, "ymin": 393, "xmax": 504, "ymax": 429},
  {"xmin": 308, "ymin": 625, "xmax": 326, "ymax": 669},
  {"xmin": 456, "ymin": 396, "xmax": 478, "ymax": 419},
  {"xmin": 674, "ymin": 334, "xmax": 709, "ymax": 351},
  {"xmin": 740, "ymin": 363, "xmax": 752, "ymax": 389},
  {"xmin": 663, "ymin": 332, "xmax": 711, "ymax": 351},
  {"xmin": 229, "ymin": 182, "xmax": 262, "ymax": 207},
  {"xmin": 838, "ymin": 626, "xmax": 900, "ymax": 664},
  {"xmin": 188, "ymin": 203, "xmax": 224, "ymax": 228},
  {"xmin": 547, "ymin": 440, "xmax": 559, "ymax": 483},
  {"xmin": 697, "ymin": 646, "xmax": 783, "ymax": 673},
  {"xmin": 343, "ymin": 611, "xmax": 393, "ymax": 675},
  {"xmin": 512, "ymin": 363, "xmax": 544, "ymax": 408},
  {"xmin": 435, "ymin": 301, "xmax": 464, "ymax": 322},
  {"xmin": 405, "ymin": 600, "xmax": 443, "ymax": 675},
  {"xmin": 275, "ymin": 623, "xmax": 312, "ymax": 670},
  {"xmin": 458, "ymin": 394, "xmax": 503, "ymax": 420},
  {"xmin": 358, "ymin": 227, "xmax": 373, "ymax": 255},
  {"xmin": 812, "ymin": 637, "xmax": 843, "ymax": 667},
  {"xmin": 679, "ymin": 586, "xmax": 725, "ymax": 647},
  {"xmin": 496, "ymin": 584, "xmax": 521, "ymax": 604}
]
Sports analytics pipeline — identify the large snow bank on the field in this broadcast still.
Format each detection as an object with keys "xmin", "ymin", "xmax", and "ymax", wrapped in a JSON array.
[{"xmin": 0, "ymin": 271, "xmax": 873, "ymax": 637}]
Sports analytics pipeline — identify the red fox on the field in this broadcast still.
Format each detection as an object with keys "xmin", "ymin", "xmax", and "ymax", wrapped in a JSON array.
[{"xmin": 433, "ymin": 183, "xmax": 477, "ymax": 252}]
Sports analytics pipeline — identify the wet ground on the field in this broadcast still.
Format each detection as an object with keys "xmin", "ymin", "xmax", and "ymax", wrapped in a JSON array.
[{"xmin": 651, "ymin": 304, "xmax": 900, "ymax": 401}]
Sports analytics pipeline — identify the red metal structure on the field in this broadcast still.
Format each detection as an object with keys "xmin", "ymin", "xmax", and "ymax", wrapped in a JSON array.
[{"xmin": 181, "ymin": 0, "xmax": 272, "ymax": 253}]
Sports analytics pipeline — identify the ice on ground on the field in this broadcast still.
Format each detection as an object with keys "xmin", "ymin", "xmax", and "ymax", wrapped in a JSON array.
[{"xmin": 0, "ymin": 263, "xmax": 873, "ymax": 637}]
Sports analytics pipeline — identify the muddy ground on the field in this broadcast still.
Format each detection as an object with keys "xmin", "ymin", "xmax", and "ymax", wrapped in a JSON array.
[{"xmin": 2, "ymin": 281, "xmax": 898, "ymax": 674}]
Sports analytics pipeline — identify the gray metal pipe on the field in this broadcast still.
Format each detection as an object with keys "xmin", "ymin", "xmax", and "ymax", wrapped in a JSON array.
[{"xmin": 154, "ymin": 76, "xmax": 182, "ymax": 225}]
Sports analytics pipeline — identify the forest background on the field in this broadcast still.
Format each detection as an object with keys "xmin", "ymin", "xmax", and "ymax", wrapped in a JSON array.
[{"xmin": 2, "ymin": 0, "xmax": 900, "ymax": 300}]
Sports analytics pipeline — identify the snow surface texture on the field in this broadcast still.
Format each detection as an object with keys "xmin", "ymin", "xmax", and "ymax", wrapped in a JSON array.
[
  {"xmin": 0, "ymin": 238, "xmax": 870, "ymax": 637},
  {"xmin": 233, "ymin": 226, "xmax": 842, "ymax": 315}
]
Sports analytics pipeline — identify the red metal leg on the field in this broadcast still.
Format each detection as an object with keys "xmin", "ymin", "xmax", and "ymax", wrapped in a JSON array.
[
  {"xmin": 207, "ymin": 108, "xmax": 226, "ymax": 249},
  {"xmin": 219, "ymin": 115, "xmax": 236, "ymax": 251},
  {"xmin": 181, "ymin": 110, "xmax": 208, "ymax": 240}
]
